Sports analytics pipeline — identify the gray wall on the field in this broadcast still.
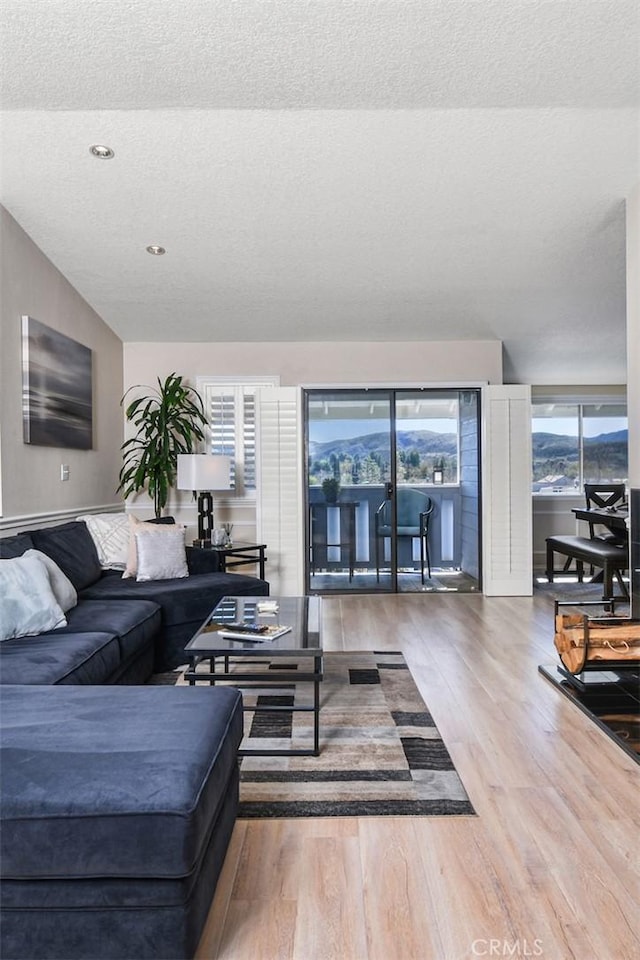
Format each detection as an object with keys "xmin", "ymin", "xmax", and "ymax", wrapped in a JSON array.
[{"xmin": 0, "ymin": 207, "xmax": 124, "ymax": 529}]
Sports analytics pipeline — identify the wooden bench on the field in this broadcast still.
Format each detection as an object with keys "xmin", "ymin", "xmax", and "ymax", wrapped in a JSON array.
[{"xmin": 545, "ymin": 535, "xmax": 629, "ymax": 600}]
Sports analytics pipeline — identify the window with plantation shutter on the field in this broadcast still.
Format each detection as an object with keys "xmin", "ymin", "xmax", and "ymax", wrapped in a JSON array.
[
  {"xmin": 197, "ymin": 377, "xmax": 279, "ymax": 498},
  {"xmin": 243, "ymin": 392, "xmax": 257, "ymax": 490}
]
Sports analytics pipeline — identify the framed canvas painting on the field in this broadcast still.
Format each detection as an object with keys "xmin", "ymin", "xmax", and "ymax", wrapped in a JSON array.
[{"xmin": 21, "ymin": 316, "xmax": 93, "ymax": 449}]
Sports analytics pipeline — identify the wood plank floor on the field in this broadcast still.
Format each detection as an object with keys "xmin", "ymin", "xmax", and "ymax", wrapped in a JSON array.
[{"xmin": 195, "ymin": 593, "xmax": 639, "ymax": 960}]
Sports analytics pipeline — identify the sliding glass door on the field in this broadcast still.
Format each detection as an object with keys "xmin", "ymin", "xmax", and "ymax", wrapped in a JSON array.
[
  {"xmin": 304, "ymin": 387, "xmax": 481, "ymax": 594},
  {"xmin": 307, "ymin": 391, "xmax": 394, "ymax": 591}
]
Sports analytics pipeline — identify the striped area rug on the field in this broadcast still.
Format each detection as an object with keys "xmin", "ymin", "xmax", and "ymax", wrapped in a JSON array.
[{"xmin": 235, "ymin": 650, "xmax": 475, "ymax": 819}]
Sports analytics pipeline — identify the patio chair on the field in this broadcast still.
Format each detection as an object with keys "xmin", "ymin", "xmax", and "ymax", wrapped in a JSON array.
[{"xmin": 375, "ymin": 488, "xmax": 433, "ymax": 583}]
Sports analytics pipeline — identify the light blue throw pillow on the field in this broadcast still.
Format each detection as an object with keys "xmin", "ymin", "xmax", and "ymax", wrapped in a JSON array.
[
  {"xmin": 0, "ymin": 555, "xmax": 67, "ymax": 641},
  {"xmin": 23, "ymin": 549, "xmax": 78, "ymax": 612}
]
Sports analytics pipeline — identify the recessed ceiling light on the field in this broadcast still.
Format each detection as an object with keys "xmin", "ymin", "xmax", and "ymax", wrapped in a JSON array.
[
  {"xmin": 89, "ymin": 144, "xmax": 114, "ymax": 159},
  {"xmin": 146, "ymin": 245, "xmax": 166, "ymax": 256}
]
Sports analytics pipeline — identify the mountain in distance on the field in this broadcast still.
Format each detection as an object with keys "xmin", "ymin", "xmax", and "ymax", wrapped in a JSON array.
[
  {"xmin": 532, "ymin": 429, "xmax": 628, "ymax": 457},
  {"xmin": 583, "ymin": 430, "xmax": 628, "ymax": 446},
  {"xmin": 309, "ymin": 429, "xmax": 458, "ymax": 462},
  {"xmin": 532, "ymin": 428, "xmax": 627, "ymax": 483},
  {"xmin": 309, "ymin": 427, "xmax": 627, "ymax": 466}
]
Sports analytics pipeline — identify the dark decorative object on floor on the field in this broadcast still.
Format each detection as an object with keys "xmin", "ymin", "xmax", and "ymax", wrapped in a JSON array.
[
  {"xmin": 539, "ymin": 595, "xmax": 639, "ymax": 763},
  {"xmin": 539, "ymin": 664, "xmax": 639, "ymax": 764},
  {"xmin": 534, "ymin": 581, "xmax": 625, "ymax": 603}
]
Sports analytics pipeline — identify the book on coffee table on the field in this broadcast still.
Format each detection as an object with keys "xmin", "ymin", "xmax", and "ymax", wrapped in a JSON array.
[{"xmin": 218, "ymin": 623, "xmax": 292, "ymax": 642}]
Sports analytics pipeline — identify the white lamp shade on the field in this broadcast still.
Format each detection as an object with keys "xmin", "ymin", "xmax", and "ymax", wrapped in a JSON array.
[{"xmin": 177, "ymin": 454, "xmax": 232, "ymax": 491}]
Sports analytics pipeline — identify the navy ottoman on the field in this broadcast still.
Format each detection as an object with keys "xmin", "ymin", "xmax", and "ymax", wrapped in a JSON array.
[{"xmin": 0, "ymin": 684, "xmax": 243, "ymax": 960}]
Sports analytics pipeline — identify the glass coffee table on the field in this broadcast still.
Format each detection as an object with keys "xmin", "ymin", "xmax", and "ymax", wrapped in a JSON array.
[{"xmin": 184, "ymin": 596, "xmax": 323, "ymax": 756}]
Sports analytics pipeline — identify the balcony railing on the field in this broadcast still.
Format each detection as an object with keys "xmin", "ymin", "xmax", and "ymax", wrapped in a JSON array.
[{"xmin": 307, "ymin": 484, "xmax": 462, "ymax": 573}]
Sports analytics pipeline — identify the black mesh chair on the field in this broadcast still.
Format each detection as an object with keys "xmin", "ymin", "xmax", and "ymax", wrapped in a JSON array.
[{"xmin": 375, "ymin": 488, "xmax": 433, "ymax": 583}]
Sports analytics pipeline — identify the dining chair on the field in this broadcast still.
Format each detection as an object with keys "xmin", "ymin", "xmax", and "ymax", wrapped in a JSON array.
[{"xmin": 583, "ymin": 483, "xmax": 627, "ymax": 545}]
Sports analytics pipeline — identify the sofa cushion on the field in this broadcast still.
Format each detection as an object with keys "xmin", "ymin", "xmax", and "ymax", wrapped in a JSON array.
[
  {"xmin": 123, "ymin": 515, "xmax": 186, "ymax": 580},
  {"xmin": 0, "ymin": 555, "xmax": 67, "ymax": 641},
  {"xmin": 82, "ymin": 570, "xmax": 268, "ymax": 628},
  {"xmin": 24, "ymin": 549, "xmax": 78, "ymax": 612},
  {"xmin": 185, "ymin": 545, "xmax": 221, "ymax": 574},
  {"xmin": 0, "ymin": 533, "xmax": 35, "ymax": 559},
  {"xmin": 0, "ymin": 774, "xmax": 239, "ymax": 960},
  {"xmin": 135, "ymin": 525, "xmax": 189, "ymax": 581},
  {"xmin": 62, "ymin": 598, "xmax": 161, "ymax": 662},
  {"xmin": 0, "ymin": 684, "xmax": 244, "ymax": 880},
  {"xmin": 81, "ymin": 571, "xmax": 268, "ymax": 669},
  {"xmin": 29, "ymin": 521, "xmax": 102, "ymax": 591},
  {"xmin": 0, "ymin": 631, "xmax": 121, "ymax": 685},
  {"xmin": 76, "ymin": 513, "xmax": 130, "ymax": 570}
]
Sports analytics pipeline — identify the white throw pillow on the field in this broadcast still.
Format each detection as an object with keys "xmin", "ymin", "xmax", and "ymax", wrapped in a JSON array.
[
  {"xmin": 0, "ymin": 555, "xmax": 67, "ymax": 641},
  {"xmin": 123, "ymin": 515, "xmax": 188, "ymax": 579},
  {"xmin": 77, "ymin": 513, "xmax": 130, "ymax": 569},
  {"xmin": 23, "ymin": 549, "xmax": 78, "ymax": 613},
  {"xmin": 135, "ymin": 527, "xmax": 189, "ymax": 581}
]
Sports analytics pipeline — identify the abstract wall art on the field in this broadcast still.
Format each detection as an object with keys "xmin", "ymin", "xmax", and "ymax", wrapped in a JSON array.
[{"xmin": 21, "ymin": 316, "xmax": 93, "ymax": 449}]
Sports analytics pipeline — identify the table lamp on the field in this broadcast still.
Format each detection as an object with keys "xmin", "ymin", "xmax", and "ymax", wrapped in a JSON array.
[{"xmin": 177, "ymin": 454, "xmax": 232, "ymax": 547}]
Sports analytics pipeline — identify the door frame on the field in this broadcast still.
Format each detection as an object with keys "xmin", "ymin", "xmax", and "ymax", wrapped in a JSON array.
[{"xmin": 302, "ymin": 385, "xmax": 483, "ymax": 594}]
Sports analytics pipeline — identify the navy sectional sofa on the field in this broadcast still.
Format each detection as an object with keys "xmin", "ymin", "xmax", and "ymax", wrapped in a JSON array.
[
  {"xmin": 0, "ymin": 517, "xmax": 270, "ymax": 959},
  {"xmin": 1, "ymin": 684, "xmax": 244, "ymax": 960},
  {"xmin": 0, "ymin": 518, "xmax": 269, "ymax": 679}
]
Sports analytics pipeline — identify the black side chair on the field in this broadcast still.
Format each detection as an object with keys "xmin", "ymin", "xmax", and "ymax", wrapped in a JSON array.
[
  {"xmin": 375, "ymin": 488, "xmax": 433, "ymax": 583},
  {"xmin": 584, "ymin": 483, "xmax": 627, "ymax": 545}
]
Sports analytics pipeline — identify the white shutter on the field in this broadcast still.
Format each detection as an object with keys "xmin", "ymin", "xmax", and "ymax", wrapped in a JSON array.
[
  {"xmin": 256, "ymin": 387, "xmax": 304, "ymax": 595},
  {"xmin": 482, "ymin": 385, "xmax": 533, "ymax": 595},
  {"xmin": 199, "ymin": 377, "xmax": 278, "ymax": 497},
  {"xmin": 242, "ymin": 391, "xmax": 257, "ymax": 491},
  {"xmin": 209, "ymin": 392, "xmax": 237, "ymax": 488}
]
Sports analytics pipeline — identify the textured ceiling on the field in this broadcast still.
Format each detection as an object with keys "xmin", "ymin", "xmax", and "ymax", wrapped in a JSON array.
[{"xmin": 1, "ymin": 0, "xmax": 639, "ymax": 383}]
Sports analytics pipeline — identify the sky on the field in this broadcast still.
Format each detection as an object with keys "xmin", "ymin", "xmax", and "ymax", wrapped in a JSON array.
[{"xmin": 532, "ymin": 417, "xmax": 627, "ymax": 438}]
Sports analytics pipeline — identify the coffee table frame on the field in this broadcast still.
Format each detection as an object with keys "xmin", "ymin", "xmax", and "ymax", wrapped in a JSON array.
[{"xmin": 184, "ymin": 596, "xmax": 323, "ymax": 757}]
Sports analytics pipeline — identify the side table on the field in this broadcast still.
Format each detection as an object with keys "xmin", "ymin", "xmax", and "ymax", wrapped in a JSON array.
[{"xmin": 194, "ymin": 541, "xmax": 267, "ymax": 580}]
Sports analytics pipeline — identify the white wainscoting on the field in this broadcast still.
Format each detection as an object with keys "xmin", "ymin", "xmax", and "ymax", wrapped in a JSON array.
[
  {"xmin": 0, "ymin": 503, "xmax": 124, "ymax": 536},
  {"xmin": 532, "ymin": 494, "xmax": 585, "ymax": 573}
]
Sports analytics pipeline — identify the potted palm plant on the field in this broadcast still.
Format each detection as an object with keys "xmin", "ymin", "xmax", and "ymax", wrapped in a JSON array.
[
  {"xmin": 322, "ymin": 477, "xmax": 341, "ymax": 503},
  {"xmin": 118, "ymin": 373, "xmax": 208, "ymax": 518}
]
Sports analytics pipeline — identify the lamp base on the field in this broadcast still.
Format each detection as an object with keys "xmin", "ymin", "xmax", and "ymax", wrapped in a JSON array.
[
  {"xmin": 197, "ymin": 491, "xmax": 214, "ymax": 543},
  {"xmin": 192, "ymin": 537, "xmax": 212, "ymax": 549}
]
